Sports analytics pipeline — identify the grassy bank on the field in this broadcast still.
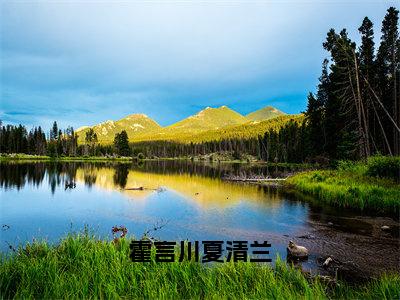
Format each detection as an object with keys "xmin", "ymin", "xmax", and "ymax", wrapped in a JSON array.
[
  {"xmin": 286, "ymin": 156, "xmax": 400, "ymax": 214},
  {"xmin": 1, "ymin": 234, "xmax": 399, "ymax": 299}
]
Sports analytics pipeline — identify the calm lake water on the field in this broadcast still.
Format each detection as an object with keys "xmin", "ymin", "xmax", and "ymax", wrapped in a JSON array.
[{"xmin": 1, "ymin": 161, "xmax": 399, "ymax": 277}]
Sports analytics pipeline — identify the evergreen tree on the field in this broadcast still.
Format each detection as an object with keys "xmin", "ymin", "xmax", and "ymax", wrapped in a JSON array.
[
  {"xmin": 376, "ymin": 7, "xmax": 399, "ymax": 155},
  {"xmin": 85, "ymin": 128, "xmax": 98, "ymax": 156},
  {"xmin": 50, "ymin": 121, "xmax": 58, "ymax": 141},
  {"xmin": 114, "ymin": 130, "xmax": 131, "ymax": 156},
  {"xmin": 306, "ymin": 59, "xmax": 329, "ymax": 157},
  {"xmin": 358, "ymin": 16, "xmax": 382, "ymax": 154}
]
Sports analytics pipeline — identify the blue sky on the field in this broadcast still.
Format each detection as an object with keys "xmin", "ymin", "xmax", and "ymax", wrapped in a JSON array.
[{"xmin": 1, "ymin": 1, "xmax": 398, "ymax": 130}]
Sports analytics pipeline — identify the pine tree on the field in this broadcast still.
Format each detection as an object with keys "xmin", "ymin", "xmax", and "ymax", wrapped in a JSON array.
[
  {"xmin": 51, "ymin": 121, "xmax": 58, "ymax": 141},
  {"xmin": 358, "ymin": 16, "xmax": 383, "ymax": 154},
  {"xmin": 376, "ymin": 7, "xmax": 399, "ymax": 155},
  {"xmin": 85, "ymin": 128, "xmax": 98, "ymax": 156},
  {"xmin": 114, "ymin": 130, "xmax": 131, "ymax": 157}
]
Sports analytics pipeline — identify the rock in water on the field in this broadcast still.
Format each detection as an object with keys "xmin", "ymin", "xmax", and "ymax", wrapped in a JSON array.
[
  {"xmin": 381, "ymin": 225, "xmax": 390, "ymax": 230},
  {"xmin": 287, "ymin": 240, "xmax": 309, "ymax": 259},
  {"xmin": 323, "ymin": 257, "xmax": 333, "ymax": 268}
]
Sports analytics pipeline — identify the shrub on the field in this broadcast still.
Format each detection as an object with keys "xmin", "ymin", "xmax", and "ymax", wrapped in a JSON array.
[
  {"xmin": 311, "ymin": 172, "xmax": 326, "ymax": 182},
  {"xmin": 366, "ymin": 156, "xmax": 400, "ymax": 181},
  {"xmin": 337, "ymin": 160, "xmax": 357, "ymax": 171}
]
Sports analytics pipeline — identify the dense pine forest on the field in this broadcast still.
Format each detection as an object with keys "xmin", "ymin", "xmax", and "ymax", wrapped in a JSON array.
[
  {"xmin": 260, "ymin": 7, "xmax": 399, "ymax": 163},
  {"xmin": 1, "ymin": 7, "xmax": 399, "ymax": 163}
]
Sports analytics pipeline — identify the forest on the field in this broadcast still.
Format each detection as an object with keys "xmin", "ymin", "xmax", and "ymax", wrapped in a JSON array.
[
  {"xmin": 1, "ymin": 7, "xmax": 399, "ymax": 164},
  {"xmin": 260, "ymin": 6, "xmax": 399, "ymax": 163}
]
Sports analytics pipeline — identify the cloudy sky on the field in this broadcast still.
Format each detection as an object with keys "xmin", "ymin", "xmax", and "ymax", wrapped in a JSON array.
[{"xmin": 1, "ymin": 0, "xmax": 398, "ymax": 130}]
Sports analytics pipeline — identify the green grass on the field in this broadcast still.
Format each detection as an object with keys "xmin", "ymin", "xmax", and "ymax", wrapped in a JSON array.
[
  {"xmin": 1, "ymin": 234, "xmax": 399, "ymax": 299},
  {"xmin": 286, "ymin": 157, "xmax": 400, "ymax": 214}
]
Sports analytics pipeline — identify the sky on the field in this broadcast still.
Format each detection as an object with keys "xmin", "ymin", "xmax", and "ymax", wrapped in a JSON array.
[{"xmin": 1, "ymin": 0, "xmax": 398, "ymax": 130}]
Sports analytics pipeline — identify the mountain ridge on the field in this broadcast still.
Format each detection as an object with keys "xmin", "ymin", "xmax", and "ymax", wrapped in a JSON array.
[
  {"xmin": 246, "ymin": 106, "xmax": 285, "ymax": 121},
  {"xmin": 76, "ymin": 105, "xmax": 288, "ymax": 144}
]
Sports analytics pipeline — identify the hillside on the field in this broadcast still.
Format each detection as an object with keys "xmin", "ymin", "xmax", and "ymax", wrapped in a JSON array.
[
  {"xmin": 76, "ymin": 114, "xmax": 161, "ymax": 144},
  {"xmin": 76, "ymin": 105, "xmax": 296, "ymax": 144},
  {"xmin": 133, "ymin": 114, "xmax": 304, "ymax": 143},
  {"xmin": 168, "ymin": 106, "xmax": 248, "ymax": 131},
  {"xmin": 246, "ymin": 106, "xmax": 285, "ymax": 121}
]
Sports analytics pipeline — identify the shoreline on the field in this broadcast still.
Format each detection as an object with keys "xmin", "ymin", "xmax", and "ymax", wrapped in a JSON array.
[{"xmin": 0, "ymin": 154, "xmax": 311, "ymax": 167}]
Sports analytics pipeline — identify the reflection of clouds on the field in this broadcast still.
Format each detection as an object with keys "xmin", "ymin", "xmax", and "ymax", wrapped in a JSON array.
[{"xmin": 75, "ymin": 167, "xmax": 284, "ymax": 209}]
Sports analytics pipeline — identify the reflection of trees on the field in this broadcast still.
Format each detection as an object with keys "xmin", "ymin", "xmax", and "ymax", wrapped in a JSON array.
[
  {"xmin": 83, "ymin": 164, "xmax": 97, "ymax": 188},
  {"xmin": 113, "ymin": 164, "xmax": 129, "ymax": 188},
  {"xmin": 0, "ymin": 163, "xmax": 46, "ymax": 190},
  {"xmin": 128, "ymin": 160, "xmax": 303, "ymax": 179},
  {"xmin": 0, "ymin": 162, "xmax": 80, "ymax": 193},
  {"xmin": 0, "ymin": 160, "xmax": 307, "ymax": 192},
  {"xmin": 47, "ymin": 163, "xmax": 62, "ymax": 195}
]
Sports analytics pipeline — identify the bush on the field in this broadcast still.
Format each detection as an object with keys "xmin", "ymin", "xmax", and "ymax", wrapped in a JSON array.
[
  {"xmin": 337, "ymin": 160, "xmax": 357, "ymax": 171},
  {"xmin": 366, "ymin": 156, "xmax": 400, "ymax": 181},
  {"xmin": 311, "ymin": 172, "xmax": 326, "ymax": 182}
]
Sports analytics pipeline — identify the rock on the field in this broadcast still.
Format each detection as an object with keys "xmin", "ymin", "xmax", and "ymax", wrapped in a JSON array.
[
  {"xmin": 287, "ymin": 241, "xmax": 309, "ymax": 259},
  {"xmin": 381, "ymin": 225, "xmax": 390, "ymax": 230},
  {"xmin": 328, "ymin": 222, "xmax": 333, "ymax": 226},
  {"xmin": 323, "ymin": 257, "xmax": 333, "ymax": 268}
]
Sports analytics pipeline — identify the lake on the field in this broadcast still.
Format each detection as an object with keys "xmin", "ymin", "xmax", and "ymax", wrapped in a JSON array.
[{"xmin": 1, "ymin": 161, "xmax": 399, "ymax": 278}]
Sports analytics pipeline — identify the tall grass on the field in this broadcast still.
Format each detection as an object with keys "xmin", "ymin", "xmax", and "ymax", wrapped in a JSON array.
[
  {"xmin": 287, "ymin": 156, "xmax": 400, "ymax": 214},
  {"xmin": 1, "ymin": 234, "xmax": 399, "ymax": 299}
]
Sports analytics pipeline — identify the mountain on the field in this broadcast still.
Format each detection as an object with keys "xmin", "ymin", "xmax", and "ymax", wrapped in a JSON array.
[
  {"xmin": 76, "ymin": 114, "xmax": 161, "ymax": 143},
  {"xmin": 246, "ymin": 106, "xmax": 285, "ymax": 121},
  {"xmin": 167, "ymin": 106, "xmax": 248, "ymax": 131},
  {"xmin": 76, "ymin": 105, "xmax": 290, "ymax": 144},
  {"xmin": 135, "ymin": 114, "xmax": 304, "ymax": 143},
  {"xmin": 128, "ymin": 106, "xmax": 250, "ymax": 142}
]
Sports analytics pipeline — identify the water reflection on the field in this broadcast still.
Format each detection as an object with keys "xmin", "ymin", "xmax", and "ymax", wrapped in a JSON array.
[
  {"xmin": 1, "ymin": 161, "xmax": 398, "ymax": 278},
  {"xmin": 0, "ymin": 161, "xmax": 308, "ymax": 248},
  {"xmin": 0, "ymin": 161, "xmax": 302, "ymax": 195}
]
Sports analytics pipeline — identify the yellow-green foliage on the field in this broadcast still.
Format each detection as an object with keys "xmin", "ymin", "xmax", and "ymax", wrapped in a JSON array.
[
  {"xmin": 287, "ymin": 158, "xmax": 400, "ymax": 214},
  {"xmin": 185, "ymin": 114, "xmax": 304, "ymax": 143},
  {"xmin": 1, "ymin": 234, "xmax": 399, "ymax": 299},
  {"xmin": 133, "ymin": 114, "xmax": 303, "ymax": 144}
]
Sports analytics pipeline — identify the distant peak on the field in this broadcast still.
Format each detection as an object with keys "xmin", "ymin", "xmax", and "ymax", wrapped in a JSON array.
[
  {"xmin": 123, "ymin": 113, "xmax": 150, "ymax": 120},
  {"xmin": 99, "ymin": 120, "xmax": 114, "ymax": 125},
  {"xmin": 246, "ymin": 105, "xmax": 286, "ymax": 121},
  {"xmin": 76, "ymin": 125, "xmax": 89, "ymax": 131}
]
